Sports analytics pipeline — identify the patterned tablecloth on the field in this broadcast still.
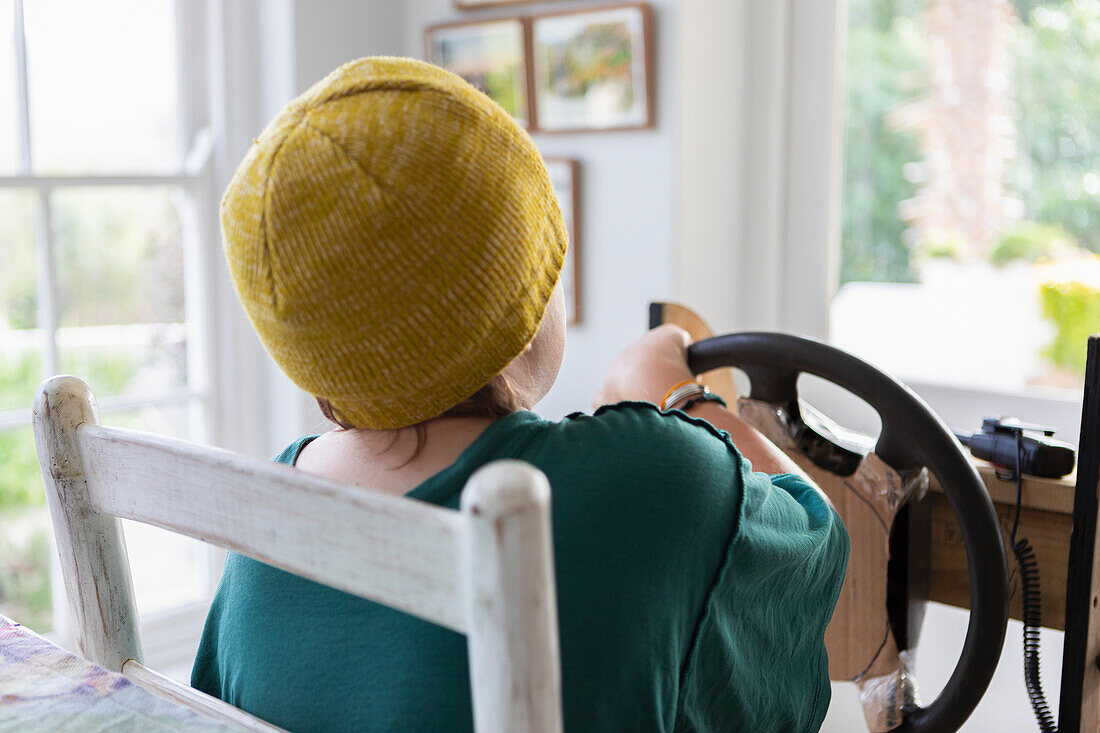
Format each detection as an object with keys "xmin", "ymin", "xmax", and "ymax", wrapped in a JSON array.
[{"xmin": 0, "ymin": 614, "xmax": 237, "ymax": 732}]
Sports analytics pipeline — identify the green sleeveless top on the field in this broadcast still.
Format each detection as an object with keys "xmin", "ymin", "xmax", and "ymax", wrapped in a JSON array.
[{"xmin": 192, "ymin": 402, "xmax": 848, "ymax": 732}]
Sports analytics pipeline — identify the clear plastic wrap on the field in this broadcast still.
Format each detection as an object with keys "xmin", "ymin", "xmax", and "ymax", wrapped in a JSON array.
[{"xmin": 737, "ymin": 398, "xmax": 929, "ymax": 731}]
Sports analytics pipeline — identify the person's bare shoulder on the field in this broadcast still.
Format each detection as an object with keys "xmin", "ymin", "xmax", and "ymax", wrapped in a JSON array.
[{"xmin": 294, "ymin": 417, "xmax": 498, "ymax": 496}]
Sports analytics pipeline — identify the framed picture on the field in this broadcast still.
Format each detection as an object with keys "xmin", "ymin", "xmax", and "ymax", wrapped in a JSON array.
[
  {"xmin": 425, "ymin": 18, "xmax": 529, "ymax": 127},
  {"xmin": 544, "ymin": 158, "xmax": 581, "ymax": 324},
  {"xmin": 530, "ymin": 4, "xmax": 653, "ymax": 133},
  {"xmin": 454, "ymin": 0, "xmax": 547, "ymax": 8}
]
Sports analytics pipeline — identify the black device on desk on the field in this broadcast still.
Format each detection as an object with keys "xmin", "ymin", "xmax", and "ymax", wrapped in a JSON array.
[
  {"xmin": 955, "ymin": 416, "xmax": 1076, "ymax": 479},
  {"xmin": 956, "ymin": 416, "xmax": 1076, "ymax": 732}
]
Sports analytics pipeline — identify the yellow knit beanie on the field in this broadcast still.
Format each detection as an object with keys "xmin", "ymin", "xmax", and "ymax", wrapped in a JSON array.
[{"xmin": 221, "ymin": 57, "xmax": 566, "ymax": 429}]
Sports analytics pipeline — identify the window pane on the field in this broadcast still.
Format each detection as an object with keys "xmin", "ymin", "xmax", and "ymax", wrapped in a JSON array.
[
  {"xmin": 0, "ymin": 425, "xmax": 52, "ymax": 633},
  {"xmin": 106, "ymin": 401, "xmax": 206, "ymax": 617},
  {"xmin": 24, "ymin": 0, "xmax": 179, "ymax": 174},
  {"xmin": 0, "ymin": 0, "xmax": 17, "ymax": 175},
  {"xmin": 0, "ymin": 189, "xmax": 38, "ymax": 411},
  {"xmin": 54, "ymin": 187, "xmax": 187, "ymax": 399},
  {"xmin": 834, "ymin": 0, "xmax": 1099, "ymax": 395}
]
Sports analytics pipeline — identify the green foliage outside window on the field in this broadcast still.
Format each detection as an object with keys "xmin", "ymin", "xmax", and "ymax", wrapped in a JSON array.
[
  {"xmin": 841, "ymin": 0, "xmax": 928, "ymax": 285},
  {"xmin": 0, "ymin": 430, "xmax": 43, "ymax": 511},
  {"xmin": 1040, "ymin": 280, "xmax": 1100, "ymax": 372},
  {"xmin": 844, "ymin": 0, "xmax": 1100, "ymax": 282},
  {"xmin": 0, "ymin": 347, "xmax": 145, "ymax": 632},
  {"xmin": 845, "ymin": 0, "xmax": 1100, "ymax": 379},
  {"xmin": 1039, "ymin": 254, "xmax": 1100, "ymax": 373},
  {"xmin": 0, "ymin": 349, "xmax": 143, "ymax": 509},
  {"xmin": 1012, "ymin": 0, "xmax": 1100, "ymax": 256},
  {"xmin": 0, "ymin": 188, "xmax": 178, "ymax": 632},
  {"xmin": 0, "ymin": 190, "xmax": 36, "ymax": 333},
  {"xmin": 0, "ymin": 528, "xmax": 52, "ymax": 633},
  {"xmin": 990, "ymin": 221, "xmax": 1077, "ymax": 266},
  {"xmin": 53, "ymin": 190, "xmax": 184, "ymax": 327}
]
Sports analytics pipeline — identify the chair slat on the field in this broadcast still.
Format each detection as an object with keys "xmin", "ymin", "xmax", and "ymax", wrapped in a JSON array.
[{"xmin": 79, "ymin": 424, "xmax": 467, "ymax": 633}]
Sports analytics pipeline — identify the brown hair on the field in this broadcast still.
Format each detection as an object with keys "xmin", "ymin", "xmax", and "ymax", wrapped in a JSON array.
[{"xmin": 315, "ymin": 373, "xmax": 523, "ymax": 465}]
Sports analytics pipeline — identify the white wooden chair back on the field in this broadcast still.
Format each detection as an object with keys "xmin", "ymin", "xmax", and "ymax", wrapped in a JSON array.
[{"xmin": 33, "ymin": 375, "xmax": 562, "ymax": 733}]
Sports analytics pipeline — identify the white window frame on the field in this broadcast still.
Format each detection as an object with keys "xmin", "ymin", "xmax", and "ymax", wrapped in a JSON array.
[
  {"xmin": 0, "ymin": 0, "xmax": 276, "ymax": 671},
  {"xmin": 675, "ymin": 0, "xmax": 1083, "ymax": 444}
]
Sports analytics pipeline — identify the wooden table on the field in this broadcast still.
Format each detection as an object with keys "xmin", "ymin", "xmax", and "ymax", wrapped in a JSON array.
[{"xmin": 0, "ymin": 614, "xmax": 245, "ymax": 732}]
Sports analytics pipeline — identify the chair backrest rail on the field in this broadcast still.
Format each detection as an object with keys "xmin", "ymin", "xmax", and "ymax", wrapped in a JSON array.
[
  {"xmin": 78, "ymin": 423, "xmax": 468, "ymax": 633},
  {"xmin": 35, "ymin": 375, "xmax": 563, "ymax": 732}
]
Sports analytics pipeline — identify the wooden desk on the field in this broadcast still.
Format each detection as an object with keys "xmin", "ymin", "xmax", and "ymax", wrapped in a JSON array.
[{"xmin": 928, "ymin": 466, "xmax": 1076, "ymax": 630}]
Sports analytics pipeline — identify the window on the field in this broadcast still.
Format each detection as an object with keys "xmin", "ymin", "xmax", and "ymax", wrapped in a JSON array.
[
  {"xmin": 829, "ymin": 1, "xmax": 1087, "ymax": 729},
  {"xmin": 831, "ymin": 0, "xmax": 1091, "ymax": 441},
  {"xmin": 677, "ymin": 0, "xmax": 1084, "ymax": 445},
  {"xmin": 0, "ymin": 0, "xmax": 219, "ymax": 668}
]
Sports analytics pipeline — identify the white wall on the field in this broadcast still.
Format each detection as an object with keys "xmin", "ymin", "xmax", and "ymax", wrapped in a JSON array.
[
  {"xmin": 292, "ymin": 0, "xmax": 405, "ymax": 88},
  {"xmin": 402, "ymin": 0, "xmax": 681, "ymax": 421},
  {"xmin": 247, "ymin": 0, "xmax": 412, "ymax": 451}
]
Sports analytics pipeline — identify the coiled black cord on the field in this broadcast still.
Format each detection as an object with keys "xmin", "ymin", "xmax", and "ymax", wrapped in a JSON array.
[{"xmin": 1008, "ymin": 430, "xmax": 1057, "ymax": 732}]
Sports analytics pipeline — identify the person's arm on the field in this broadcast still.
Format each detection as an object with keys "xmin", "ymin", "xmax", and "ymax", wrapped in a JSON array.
[
  {"xmin": 595, "ymin": 324, "xmax": 807, "ymax": 478},
  {"xmin": 679, "ymin": 400, "xmax": 806, "ymax": 477},
  {"xmin": 673, "ymin": 465, "xmax": 849, "ymax": 733},
  {"xmin": 598, "ymin": 326, "xmax": 849, "ymax": 731}
]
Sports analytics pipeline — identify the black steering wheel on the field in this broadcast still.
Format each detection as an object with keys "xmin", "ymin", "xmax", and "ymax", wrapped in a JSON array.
[{"xmin": 687, "ymin": 332, "xmax": 1009, "ymax": 733}]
